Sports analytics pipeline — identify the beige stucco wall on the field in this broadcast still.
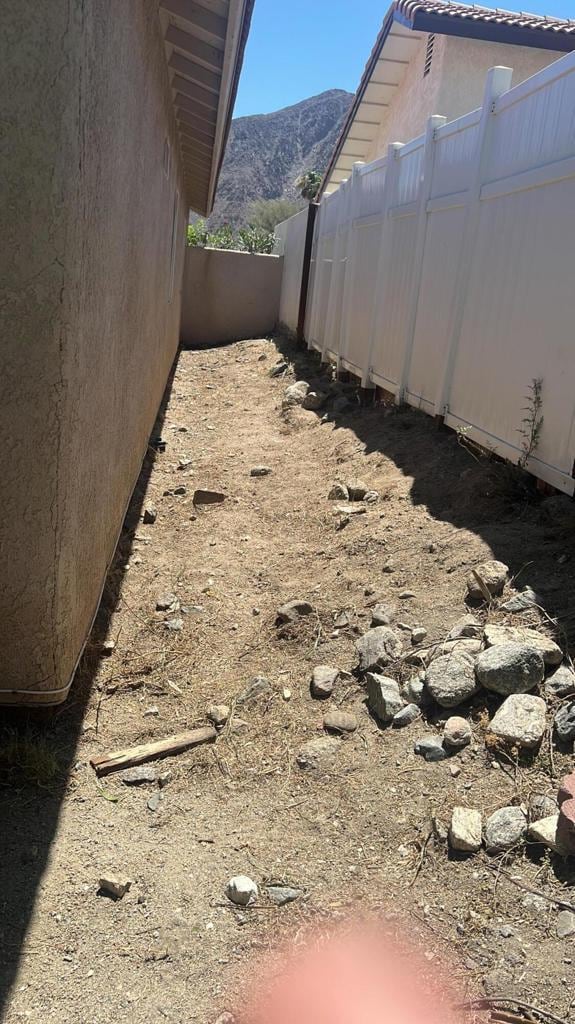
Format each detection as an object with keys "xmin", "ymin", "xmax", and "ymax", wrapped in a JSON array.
[
  {"xmin": 368, "ymin": 32, "xmax": 563, "ymax": 158},
  {"xmin": 180, "ymin": 247, "xmax": 283, "ymax": 346},
  {"xmin": 0, "ymin": 1, "xmax": 186, "ymax": 704}
]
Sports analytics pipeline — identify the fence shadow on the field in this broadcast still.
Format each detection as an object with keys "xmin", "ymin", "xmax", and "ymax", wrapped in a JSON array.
[{"xmin": 0, "ymin": 352, "xmax": 180, "ymax": 1018}]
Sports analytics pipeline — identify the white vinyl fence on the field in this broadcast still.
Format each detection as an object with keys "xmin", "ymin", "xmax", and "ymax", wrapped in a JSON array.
[
  {"xmin": 278, "ymin": 52, "xmax": 575, "ymax": 496},
  {"xmin": 274, "ymin": 208, "xmax": 309, "ymax": 333}
]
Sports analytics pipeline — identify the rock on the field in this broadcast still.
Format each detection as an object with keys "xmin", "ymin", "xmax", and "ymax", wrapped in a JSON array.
[
  {"xmin": 545, "ymin": 664, "xmax": 575, "ymax": 698},
  {"xmin": 426, "ymin": 638, "xmax": 482, "ymax": 665},
  {"xmin": 333, "ymin": 504, "xmax": 366, "ymax": 517},
  {"xmin": 101, "ymin": 639, "xmax": 115, "ymax": 655},
  {"xmin": 99, "ymin": 875, "xmax": 132, "ymax": 899},
  {"xmin": 489, "ymin": 694, "xmax": 547, "ymax": 749},
  {"xmin": 449, "ymin": 807, "xmax": 482, "ymax": 853},
  {"xmin": 500, "ymin": 587, "xmax": 539, "ymax": 613},
  {"xmin": 334, "ymin": 610, "xmax": 350, "ymax": 629},
  {"xmin": 363, "ymin": 490, "xmax": 379, "ymax": 503},
  {"xmin": 554, "ymin": 701, "xmax": 575, "ymax": 743},
  {"xmin": 156, "ymin": 592, "xmax": 178, "ymax": 611},
  {"xmin": 371, "ymin": 603, "xmax": 396, "ymax": 627},
  {"xmin": 302, "ymin": 390, "xmax": 325, "ymax": 410},
  {"xmin": 147, "ymin": 791, "xmax": 162, "ymax": 812},
  {"xmin": 529, "ymin": 794, "xmax": 557, "ymax": 821},
  {"xmin": 346, "ymin": 479, "xmax": 368, "ymax": 501},
  {"xmin": 558, "ymin": 772, "xmax": 575, "ymax": 855},
  {"xmin": 250, "ymin": 466, "xmax": 272, "ymax": 477},
  {"xmin": 466, "ymin": 560, "xmax": 509, "ymax": 600},
  {"xmin": 311, "ymin": 666, "xmax": 338, "ymax": 699},
  {"xmin": 143, "ymin": 705, "xmax": 159, "ymax": 717},
  {"xmin": 267, "ymin": 886, "xmax": 303, "ymax": 906},
  {"xmin": 237, "ymin": 676, "xmax": 270, "ymax": 703},
  {"xmin": 392, "ymin": 703, "xmax": 421, "ymax": 728},
  {"xmin": 557, "ymin": 910, "xmax": 575, "ymax": 938},
  {"xmin": 282, "ymin": 381, "xmax": 309, "ymax": 408},
  {"xmin": 143, "ymin": 504, "xmax": 157, "ymax": 524},
  {"xmin": 475, "ymin": 643, "xmax": 544, "ymax": 696},
  {"xmin": 414, "ymin": 736, "xmax": 446, "ymax": 762},
  {"xmin": 296, "ymin": 736, "xmax": 341, "ymax": 770},
  {"xmin": 178, "ymin": 458, "xmax": 192, "ymax": 470},
  {"xmin": 207, "ymin": 704, "xmax": 230, "ymax": 727},
  {"xmin": 365, "ymin": 673, "xmax": 404, "ymax": 723},
  {"xmin": 269, "ymin": 361, "xmax": 288, "ymax": 377},
  {"xmin": 164, "ymin": 617, "xmax": 183, "ymax": 632},
  {"xmin": 528, "ymin": 814, "xmax": 564, "ymax": 853},
  {"xmin": 193, "ymin": 489, "xmax": 226, "ymax": 505},
  {"xmin": 402, "ymin": 673, "xmax": 425, "ymax": 705},
  {"xmin": 323, "ymin": 710, "xmax": 357, "ymax": 733},
  {"xmin": 443, "ymin": 716, "xmax": 472, "ymax": 749},
  {"xmin": 425, "ymin": 653, "xmax": 478, "ymax": 708},
  {"xmin": 482, "ymin": 970, "xmax": 514, "ymax": 997},
  {"xmin": 215, "ymin": 1014, "xmax": 235, "ymax": 1024},
  {"xmin": 447, "ymin": 615, "xmax": 483, "ymax": 640},
  {"xmin": 228, "ymin": 717, "xmax": 249, "ymax": 735},
  {"xmin": 173, "ymin": 485, "xmax": 186, "ymax": 495},
  {"xmin": 226, "ymin": 875, "xmax": 258, "ymax": 906},
  {"xmin": 411, "ymin": 626, "xmax": 427, "ymax": 645},
  {"xmin": 120, "ymin": 766, "xmax": 159, "ymax": 785},
  {"xmin": 399, "ymin": 590, "xmax": 416, "ymax": 600},
  {"xmin": 355, "ymin": 627, "xmax": 402, "ymax": 672},
  {"xmin": 484, "ymin": 806, "xmax": 527, "ymax": 852},
  {"xmin": 328, "ymin": 483, "xmax": 349, "ymax": 500},
  {"xmin": 484, "ymin": 625, "xmax": 562, "ymax": 666},
  {"xmin": 276, "ymin": 599, "xmax": 314, "ymax": 624}
]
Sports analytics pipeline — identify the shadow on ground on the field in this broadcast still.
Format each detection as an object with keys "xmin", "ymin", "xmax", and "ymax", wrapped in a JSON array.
[{"xmin": 0, "ymin": 355, "xmax": 179, "ymax": 1017}]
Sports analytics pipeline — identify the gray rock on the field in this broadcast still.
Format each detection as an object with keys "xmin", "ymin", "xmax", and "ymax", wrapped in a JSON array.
[
  {"xmin": 484, "ymin": 806, "xmax": 527, "ymax": 852},
  {"xmin": 193, "ymin": 488, "xmax": 226, "ymax": 505},
  {"xmin": 443, "ymin": 716, "xmax": 472, "ymax": 749},
  {"xmin": 173, "ymin": 485, "xmax": 186, "ymax": 495},
  {"xmin": 489, "ymin": 693, "xmax": 547, "ymax": 749},
  {"xmin": 250, "ymin": 465, "xmax": 272, "ymax": 477},
  {"xmin": 449, "ymin": 807, "xmax": 482, "ymax": 852},
  {"xmin": 270, "ymin": 361, "xmax": 288, "ymax": 377},
  {"xmin": 426, "ymin": 638, "xmax": 482, "ymax": 665},
  {"xmin": 425, "ymin": 653, "xmax": 478, "ymax": 708},
  {"xmin": 346, "ymin": 479, "xmax": 369, "ymax": 501},
  {"xmin": 323, "ymin": 709, "xmax": 357, "ymax": 733},
  {"xmin": 147, "ymin": 791, "xmax": 162, "ymax": 812},
  {"xmin": 414, "ymin": 736, "xmax": 446, "ymax": 762},
  {"xmin": 328, "ymin": 483, "xmax": 349, "ymax": 500},
  {"xmin": 545, "ymin": 664, "xmax": 575, "ymax": 698},
  {"xmin": 447, "ymin": 615, "xmax": 483, "ymax": 640},
  {"xmin": 267, "ymin": 885, "xmax": 303, "ymax": 906},
  {"xmin": 466, "ymin": 560, "xmax": 509, "ymax": 600},
  {"xmin": 475, "ymin": 643, "xmax": 544, "ymax": 696},
  {"xmin": 156, "ymin": 592, "xmax": 178, "ymax": 611},
  {"xmin": 484, "ymin": 625, "xmax": 562, "ymax": 666},
  {"xmin": 364, "ymin": 490, "xmax": 379, "ymax": 503},
  {"xmin": 302, "ymin": 390, "xmax": 325, "ymax": 410},
  {"xmin": 98, "ymin": 875, "xmax": 132, "ymax": 900},
  {"xmin": 282, "ymin": 380, "xmax": 309, "ymax": 408},
  {"xmin": 554, "ymin": 701, "xmax": 575, "ymax": 743},
  {"xmin": 371, "ymin": 603, "xmax": 396, "ymax": 627},
  {"xmin": 411, "ymin": 626, "xmax": 428, "ymax": 644},
  {"xmin": 500, "ymin": 587, "xmax": 539, "ymax": 613},
  {"xmin": 311, "ymin": 665, "xmax": 338, "ymax": 699},
  {"xmin": 296, "ymin": 736, "xmax": 341, "ymax": 770},
  {"xmin": 402, "ymin": 673, "xmax": 425, "ymax": 705},
  {"xmin": 164, "ymin": 617, "xmax": 183, "ymax": 632},
  {"xmin": 277, "ymin": 599, "xmax": 315, "ymax": 624},
  {"xmin": 355, "ymin": 627, "xmax": 402, "ymax": 671},
  {"xmin": 557, "ymin": 910, "xmax": 575, "ymax": 938},
  {"xmin": 365, "ymin": 673, "xmax": 404, "ymax": 723},
  {"xmin": 120, "ymin": 766, "xmax": 159, "ymax": 785},
  {"xmin": 528, "ymin": 793, "xmax": 557, "ymax": 821},
  {"xmin": 207, "ymin": 704, "xmax": 230, "ymax": 727},
  {"xmin": 237, "ymin": 676, "xmax": 270, "ymax": 704},
  {"xmin": 392, "ymin": 703, "xmax": 421, "ymax": 728},
  {"xmin": 226, "ymin": 875, "xmax": 258, "ymax": 906},
  {"xmin": 228, "ymin": 717, "xmax": 249, "ymax": 735},
  {"xmin": 143, "ymin": 504, "xmax": 157, "ymax": 524}
]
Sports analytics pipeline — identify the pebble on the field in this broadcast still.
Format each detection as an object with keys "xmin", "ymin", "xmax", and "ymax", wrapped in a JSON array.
[
  {"xmin": 475, "ymin": 643, "xmax": 544, "ymax": 696},
  {"xmin": 143, "ymin": 706, "xmax": 159, "ymax": 717},
  {"xmin": 557, "ymin": 910, "xmax": 575, "ymax": 938},
  {"xmin": 266, "ymin": 886, "xmax": 303, "ymax": 906},
  {"xmin": 120, "ymin": 766, "xmax": 159, "ymax": 785},
  {"xmin": 411, "ymin": 626, "xmax": 427, "ymax": 644},
  {"xmin": 207, "ymin": 704, "xmax": 230, "ymax": 727},
  {"xmin": 529, "ymin": 793, "xmax": 557, "ymax": 821},
  {"xmin": 528, "ymin": 814, "xmax": 563, "ymax": 853},
  {"xmin": 302, "ymin": 390, "xmax": 325, "ymax": 410},
  {"xmin": 250, "ymin": 466, "xmax": 272, "ymax": 477},
  {"xmin": 500, "ymin": 587, "xmax": 539, "ymax": 613},
  {"xmin": 355, "ymin": 627, "xmax": 402, "ymax": 672},
  {"xmin": 226, "ymin": 875, "xmax": 258, "ymax": 906},
  {"xmin": 402, "ymin": 673, "xmax": 425, "ymax": 705},
  {"xmin": 178, "ymin": 458, "xmax": 192, "ymax": 470},
  {"xmin": 101, "ymin": 639, "xmax": 115, "ymax": 655},
  {"xmin": 425, "ymin": 653, "xmax": 478, "ymax": 708},
  {"xmin": 371, "ymin": 603, "xmax": 396, "ymax": 627},
  {"xmin": 173, "ymin": 485, "xmax": 186, "ymax": 495},
  {"xmin": 414, "ymin": 736, "xmax": 446, "ymax": 762},
  {"xmin": 554, "ymin": 701, "xmax": 575, "ymax": 743},
  {"xmin": 449, "ymin": 807, "xmax": 482, "ymax": 853},
  {"xmin": 276, "ymin": 599, "xmax": 315, "ymax": 624},
  {"xmin": 311, "ymin": 665, "xmax": 338, "ymax": 699},
  {"xmin": 193, "ymin": 488, "xmax": 226, "ymax": 505},
  {"xmin": 269, "ymin": 361, "xmax": 288, "ymax": 377},
  {"xmin": 98, "ymin": 875, "xmax": 132, "ymax": 899},
  {"xmin": 545, "ymin": 664, "xmax": 575, "ymax": 698},
  {"xmin": 147, "ymin": 791, "xmax": 162, "ymax": 812},
  {"xmin": 484, "ymin": 806, "xmax": 527, "ymax": 852},
  {"xmin": 237, "ymin": 676, "xmax": 270, "ymax": 703},
  {"xmin": 143, "ymin": 505, "xmax": 157, "ymax": 524},
  {"xmin": 323, "ymin": 710, "xmax": 357, "ymax": 733},
  {"xmin": 488, "ymin": 693, "xmax": 547, "ymax": 749},
  {"xmin": 443, "ymin": 716, "xmax": 472, "ymax": 749},
  {"xmin": 365, "ymin": 673, "xmax": 404, "ymax": 723},
  {"xmin": 164, "ymin": 617, "xmax": 183, "ymax": 632},
  {"xmin": 484, "ymin": 624, "xmax": 562, "ymax": 666},
  {"xmin": 447, "ymin": 615, "xmax": 482, "ymax": 640},
  {"xmin": 296, "ymin": 736, "xmax": 341, "ymax": 770},
  {"xmin": 392, "ymin": 703, "xmax": 421, "ymax": 728},
  {"xmin": 466, "ymin": 560, "xmax": 508, "ymax": 600},
  {"xmin": 346, "ymin": 479, "xmax": 369, "ymax": 501},
  {"xmin": 399, "ymin": 591, "xmax": 416, "ymax": 600},
  {"xmin": 282, "ymin": 380, "xmax": 309, "ymax": 408},
  {"xmin": 364, "ymin": 490, "xmax": 379, "ymax": 503},
  {"xmin": 228, "ymin": 717, "xmax": 249, "ymax": 735},
  {"xmin": 328, "ymin": 483, "xmax": 349, "ymax": 500}
]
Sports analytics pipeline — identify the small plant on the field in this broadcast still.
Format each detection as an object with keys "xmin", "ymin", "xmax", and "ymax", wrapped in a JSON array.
[
  {"xmin": 518, "ymin": 378, "xmax": 544, "ymax": 468},
  {"xmin": 295, "ymin": 169, "xmax": 322, "ymax": 202},
  {"xmin": 186, "ymin": 220, "xmax": 208, "ymax": 247},
  {"xmin": 0, "ymin": 726, "xmax": 62, "ymax": 788},
  {"xmin": 237, "ymin": 225, "xmax": 275, "ymax": 255}
]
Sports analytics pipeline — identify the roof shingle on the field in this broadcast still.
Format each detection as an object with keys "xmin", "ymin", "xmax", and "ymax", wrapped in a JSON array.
[{"xmin": 396, "ymin": 1, "xmax": 575, "ymax": 35}]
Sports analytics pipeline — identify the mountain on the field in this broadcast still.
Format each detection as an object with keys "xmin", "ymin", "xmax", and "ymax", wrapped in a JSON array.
[{"xmin": 208, "ymin": 89, "xmax": 353, "ymax": 229}]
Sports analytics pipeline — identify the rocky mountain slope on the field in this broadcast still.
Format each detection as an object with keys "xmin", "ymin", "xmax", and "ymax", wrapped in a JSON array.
[{"xmin": 208, "ymin": 89, "xmax": 353, "ymax": 228}]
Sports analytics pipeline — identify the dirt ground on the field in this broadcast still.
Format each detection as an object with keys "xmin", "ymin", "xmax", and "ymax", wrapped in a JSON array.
[{"xmin": 2, "ymin": 334, "xmax": 575, "ymax": 1024}]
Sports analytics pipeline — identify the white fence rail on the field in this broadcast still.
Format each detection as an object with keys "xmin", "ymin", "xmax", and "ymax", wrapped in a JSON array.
[{"xmin": 278, "ymin": 52, "xmax": 575, "ymax": 496}]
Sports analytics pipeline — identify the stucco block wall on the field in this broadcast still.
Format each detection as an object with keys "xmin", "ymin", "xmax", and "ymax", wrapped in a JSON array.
[
  {"xmin": 180, "ymin": 247, "xmax": 283, "ymax": 347},
  {"xmin": 0, "ymin": 1, "xmax": 186, "ymax": 703}
]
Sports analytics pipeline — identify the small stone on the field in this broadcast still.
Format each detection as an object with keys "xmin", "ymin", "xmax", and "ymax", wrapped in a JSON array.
[
  {"xmin": 173, "ymin": 485, "xmax": 186, "ymax": 495},
  {"xmin": 120, "ymin": 766, "xmax": 159, "ymax": 785},
  {"xmin": 426, "ymin": 638, "xmax": 482, "ymax": 665},
  {"xmin": 425, "ymin": 653, "xmax": 478, "ymax": 708},
  {"xmin": 158, "ymin": 771, "xmax": 172, "ymax": 788},
  {"xmin": 267, "ymin": 886, "xmax": 303, "ymax": 906},
  {"xmin": 147, "ymin": 791, "xmax": 162, "ymax": 812},
  {"xmin": 333, "ymin": 504, "xmax": 366, "ymax": 517},
  {"xmin": 557, "ymin": 911, "xmax": 575, "ymax": 938},
  {"xmin": 282, "ymin": 380, "xmax": 309, "ymax": 408},
  {"xmin": 270, "ymin": 361, "xmax": 288, "ymax": 377},
  {"xmin": 282, "ymin": 687, "xmax": 291, "ymax": 700},
  {"xmin": 528, "ymin": 793, "xmax": 557, "ymax": 821},
  {"xmin": 226, "ymin": 875, "xmax": 258, "ymax": 906},
  {"xmin": 355, "ymin": 627, "xmax": 402, "ymax": 671},
  {"xmin": 328, "ymin": 483, "xmax": 349, "ymax": 500},
  {"xmin": 414, "ymin": 736, "xmax": 446, "ymax": 762},
  {"xmin": 156, "ymin": 592, "xmax": 177, "ymax": 611},
  {"xmin": 178, "ymin": 458, "xmax": 192, "ymax": 470},
  {"xmin": 164, "ymin": 617, "xmax": 183, "ymax": 632},
  {"xmin": 302, "ymin": 390, "xmax": 325, "ymax": 410},
  {"xmin": 311, "ymin": 666, "xmax": 338, "ymax": 699},
  {"xmin": 193, "ymin": 489, "xmax": 226, "ymax": 505},
  {"xmin": 334, "ymin": 610, "xmax": 350, "ymax": 628},
  {"xmin": 237, "ymin": 676, "xmax": 270, "ymax": 703},
  {"xmin": 250, "ymin": 466, "xmax": 272, "ymax": 477},
  {"xmin": 365, "ymin": 673, "xmax": 404, "ymax": 723},
  {"xmin": 207, "ymin": 704, "xmax": 230, "ymax": 727},
  {"xmin": 489, "ymin": 693, "xmax": 547, "ymax": 749},
  {"xmin": 484, "ymin": 625, "xmax": 562, "ymax": 666},
  {"xmin": 101, "ymin": 639, "xmax": 115, "ymax": 655},
  {"xmin": 545, "ymin": 664, "xmax": 575, "ymax": 698},
  {"xmin": 447, "ymin": 615, "xmax": 483, "ymax": 640},
  {"xmin": 99, "ymin": 875, "xmax": 132, "ymax": 899},
  {"xmin": 228, "ymin": 717, "xmax": 249, "ymax": 735},
  {"xmin": 554, "ymin": 701, "xmax": 575, "ymax": 743},
  {"xmin": 443, "ymin": 716, "xmax": 472, "ymax": 749},
  {"xmin": 296, "ymin": 736, "xmax": 341, "ymax": 770},
  {"xmin": 363, "ymin": 490, "xmax": 379, "ymax": 503},
  {"xmin": 399, "ymin": 590, "xmax": 416, "ymax": 600},
  {"xmin": 276, "ymin": 599, "xmax": 314, "ymax": 624},
  {"xmin": 450, "ymin": 764, "xmax": 461, "ymax": 778},
  {"xmin": 402, "ymin": 673, "xmax": 425, "ymax": 705},
  {"xmin": 323, "ymin": 710, "xmax": 357, "ymax": 733},
  {"xmin": 392, "ymin": 703, "xmax": 421, "ymax": 728},
  {"xmin": 143, "ymin": 705, "xmax": 159, "ymax": 717},
  {"xmin": 500, "ymin": 587, "xmax": 539, "ymax": 613},
  {"xmin": 484, "ymin": 806, "xmax": 527, "ymax": 852},
  {"xmin": 371, "ymin": 603, "xmax": 396, "ymax": 627},
  {"xmin": 433, "ymin": 816, "xmax": 449, "ymax": 841},
  {"xmin": 475, "ymin": 643, "xmax": 544, "ymax": 696},
  {"xmin": 528, "ymin": 814, "xmax": 564, "ymax": 853},
  {"xmin": 449, "ymin": 807, "xmax": 482, "ymax": 853},
  {"xmin": 346, "ymin": 479, "xmax": 368, "ymax": 501},
  {"xmin": 143, "ymin": 505, "xmax": 157, "ymax": 524},
  {"xmin": 411, "ymin": 627, "xmax": 427, "ymax": 645},
  {"xmin": 466, "ymin": 560, "xmax": 508, "ymax": 600}
]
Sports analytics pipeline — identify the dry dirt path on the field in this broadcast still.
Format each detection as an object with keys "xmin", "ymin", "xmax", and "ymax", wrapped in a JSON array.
[{"xmin": 2, "ymin": 336, "xmax": 575, "ymax": 1024}]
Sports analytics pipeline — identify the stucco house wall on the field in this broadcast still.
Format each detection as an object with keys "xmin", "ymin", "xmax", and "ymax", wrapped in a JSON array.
[{"xmin": 0, "ymin": 1, "xmax": 186, "ymax": 703}]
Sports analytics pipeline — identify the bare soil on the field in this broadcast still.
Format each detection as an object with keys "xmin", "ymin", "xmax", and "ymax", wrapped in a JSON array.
[{"xmin": 2, "ymin": 335, "xmax": 575, "ymax": 1024}]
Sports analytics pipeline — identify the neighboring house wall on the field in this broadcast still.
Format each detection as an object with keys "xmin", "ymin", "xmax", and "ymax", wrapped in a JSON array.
[
  {"xmin": 180, "ymin": 248, "xmax": 283, "ymax": 346},
  {"xmin": 1, "ymin": 1, "xmax": 186, "ymax": 703}
]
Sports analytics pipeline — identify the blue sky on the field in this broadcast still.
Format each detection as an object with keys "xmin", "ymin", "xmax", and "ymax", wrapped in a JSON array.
[{"xmin": 233, "ymin": 0, "xmax": 575, "ymax": 118}]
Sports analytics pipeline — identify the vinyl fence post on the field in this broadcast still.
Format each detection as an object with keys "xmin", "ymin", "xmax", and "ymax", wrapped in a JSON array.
[
  {"xmin": 337, "ymin": 162, "xmax": 365, "ymax": 372},
  {"xmin": 433, "ymin": 65, "xmax": 513, "ymax": 419},
  {"xmin": 396, "ymin": 114, "xmax": 446, "ymax": 405},
  {"xmin": 321, "ymin": 177, "xmax": 350, "ymax": 364},
  {"xmin": 296, "ymin": 201, "xmax": 319, "ymax": 345}
]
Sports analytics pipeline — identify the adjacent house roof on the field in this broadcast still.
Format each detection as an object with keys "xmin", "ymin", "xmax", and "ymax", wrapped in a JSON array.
[
  {"xmin": 159, "ymin": 0, "xmax": 255, "ymax": 215},
  {"xmin": 322, "ymin": 0, "xmax": 575, "ymax": 195}
]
